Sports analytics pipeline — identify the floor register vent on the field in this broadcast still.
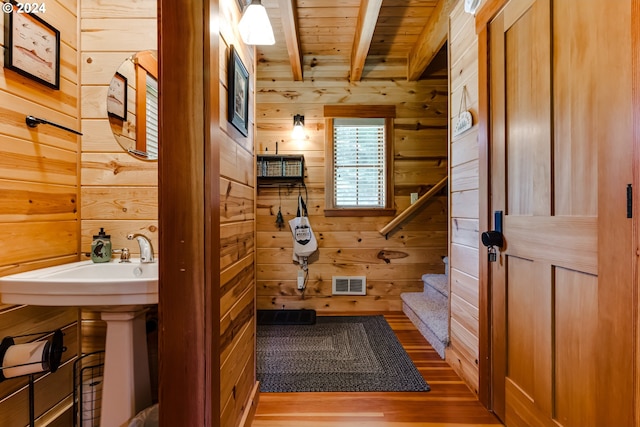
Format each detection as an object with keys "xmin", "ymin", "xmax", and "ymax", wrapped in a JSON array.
[{"xmin": 332, "ymin": 276, "xmax": 366, "ymax": 295}]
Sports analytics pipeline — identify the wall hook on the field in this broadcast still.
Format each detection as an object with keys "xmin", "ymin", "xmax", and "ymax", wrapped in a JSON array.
[{"xmin": 26, "ymin": 115, "xmax": 83, "ymax": 136}]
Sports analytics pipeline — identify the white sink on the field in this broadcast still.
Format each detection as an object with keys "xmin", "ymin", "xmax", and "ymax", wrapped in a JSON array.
[
  {"xmin": 0, "ymin": 259, "xmax": 157, "ymax": 307},
  {"xmin": 0, "ymin": 258, "xmax": 158, "ymax": 426}
]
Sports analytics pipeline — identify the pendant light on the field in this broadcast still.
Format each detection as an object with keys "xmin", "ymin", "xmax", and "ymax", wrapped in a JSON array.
[{"xmin": 238, "ymin": 0, "xmax": 275, "ymax": 46}]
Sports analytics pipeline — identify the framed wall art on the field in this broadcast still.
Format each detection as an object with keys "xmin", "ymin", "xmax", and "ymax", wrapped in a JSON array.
[
  {"xmin": 107, "ymin": 72, "xmax": 128, "ymax": 121},
  {"xmin": 227, "ymin": 45, "xmax": 249, "ymax": 137},
  {"xmin": 3, "ymin": 2, "xmax": 60, "ymax": 89}
]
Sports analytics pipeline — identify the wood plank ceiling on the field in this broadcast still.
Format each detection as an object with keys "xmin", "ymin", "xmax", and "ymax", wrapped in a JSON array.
[{"xmin": 258, "ymin": 0, "xmax": 457, "ymax": 81}]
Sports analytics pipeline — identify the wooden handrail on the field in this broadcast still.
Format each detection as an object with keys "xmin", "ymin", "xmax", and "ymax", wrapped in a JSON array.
[{"xmin": 379, "ymin": 175, "xmax": 448, "ymax": 237}]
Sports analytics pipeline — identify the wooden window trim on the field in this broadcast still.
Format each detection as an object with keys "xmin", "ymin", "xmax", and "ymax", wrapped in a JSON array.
[{"xmin": 324, "ymin": 105, "xmax": 396, "ymax": 217}]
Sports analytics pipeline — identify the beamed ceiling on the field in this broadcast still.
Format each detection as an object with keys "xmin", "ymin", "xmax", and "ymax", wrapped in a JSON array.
[{"xmin": 257, "ymin": 0, "xmax": 457, "ymax": 81}]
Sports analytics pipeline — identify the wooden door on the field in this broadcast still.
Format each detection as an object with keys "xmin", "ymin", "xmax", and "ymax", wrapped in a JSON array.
[{"xmin": 487, "ymin": 0, "xmax": 634, "ymax": 426}]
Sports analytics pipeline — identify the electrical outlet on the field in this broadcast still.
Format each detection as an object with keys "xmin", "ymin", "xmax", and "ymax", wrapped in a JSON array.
[{"xmin": 297, "ymin": 270, "xmax": 305, "ymax": 290}]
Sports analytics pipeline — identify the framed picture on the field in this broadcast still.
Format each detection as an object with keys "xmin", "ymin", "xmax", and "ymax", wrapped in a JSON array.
[
  {"xmin": 107, "ymin": 72, "xmax": 128, "ymax": 121},
  {"xmin": 227, "ymin": 45, "xmax": 249, "ymax": 137},
  {"xmin": 3, "ymin": 2, "xmax": 60, "ymax": 89}
]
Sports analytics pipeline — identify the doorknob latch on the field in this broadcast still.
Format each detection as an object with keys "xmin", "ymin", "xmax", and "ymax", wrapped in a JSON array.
[
  {"xmin": 481, "ymin": 230, "xmax": 504, "ymax": 248},
  {"xmin": 481, "ymin": 211, "xmax": 504, "ymax": 262},
  {"xmin": 481, "ymin": 210, "xmax": 504, "ymax": 247}
]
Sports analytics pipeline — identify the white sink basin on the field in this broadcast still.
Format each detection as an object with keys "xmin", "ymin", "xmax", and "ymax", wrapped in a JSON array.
[
  {"xmin": 0, "ymin": 258, "xmax": 159, "ymax": 426},
  {"xmin": 0, "ymin": 259, "xmax": 157, "ymax": 307}
]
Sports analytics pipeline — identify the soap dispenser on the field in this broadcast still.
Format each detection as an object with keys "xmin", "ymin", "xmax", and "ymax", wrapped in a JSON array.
[{"xmin": 91, "ymin": 228, "xmax": 112, "ymax": 263}]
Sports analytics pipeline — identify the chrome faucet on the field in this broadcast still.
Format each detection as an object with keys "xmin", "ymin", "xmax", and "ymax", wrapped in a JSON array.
[{"xmin": 127, "ymin": 233, "xmax": 155, "ymax": 263}]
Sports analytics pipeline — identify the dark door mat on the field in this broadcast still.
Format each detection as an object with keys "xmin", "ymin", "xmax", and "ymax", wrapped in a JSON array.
[{"xmin": 257, "ymin": 309, "xmax": 316, "ymax": 325}]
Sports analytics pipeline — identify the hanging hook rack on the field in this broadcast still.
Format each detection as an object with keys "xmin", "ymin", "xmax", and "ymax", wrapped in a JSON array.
[{"xmin": 25, "ymin": 115, "xmax": 83, "ymax": 135}]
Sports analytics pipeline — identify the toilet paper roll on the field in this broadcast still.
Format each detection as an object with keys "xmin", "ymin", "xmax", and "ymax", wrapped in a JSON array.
[
  {"xmin": 82, "ymin": 376, "xmax": 103, "ymax": 427},
  {"xmin": 2, "ymin": 341, "xmax": 48, "ymax": 378}
]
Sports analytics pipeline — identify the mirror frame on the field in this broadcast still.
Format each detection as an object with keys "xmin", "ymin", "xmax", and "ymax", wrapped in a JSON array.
[{"xmin": 107, "ymin": 50, "xmax": 158, "ymax": 161}]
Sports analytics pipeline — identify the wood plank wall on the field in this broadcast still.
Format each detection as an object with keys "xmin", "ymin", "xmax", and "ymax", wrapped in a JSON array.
[
  {"xmin": 220, "ymin": 3, "xmax": 258, "ymax": 427},
  {"xmin": 255, "ymin": 53, "xmax": 449, "ymax": 311},
  {"xmin": 446, "ymin": 1, "xmax": 480, "ymax": 394},
  {"xmin": 79, "ymin": 0, "xmax": 158, "ymax": 258},
  {"xmin": 78, "ymin": 0, "xmax": 157, "ymax": 359},
  {"xmin": 0, "ymin": 1, "xmax": 80, "ymax": 425}
]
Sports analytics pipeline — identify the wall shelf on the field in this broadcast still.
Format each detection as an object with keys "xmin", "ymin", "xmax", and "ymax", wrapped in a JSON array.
[{"xmin": 257, "ymin": 154, "xmax": 304, "ymax": 186}]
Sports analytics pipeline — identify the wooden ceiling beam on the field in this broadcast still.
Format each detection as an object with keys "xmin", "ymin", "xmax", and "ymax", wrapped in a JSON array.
[
  {"xmin": 407, "ymin": 0, "xmax": 457, "ymax": 81},
  {"xmin": 279, "ymin": 0, "xmax": 303, "ymax": 81},
  {"xmin": 350, "ymin": 0, "xmax": 383, "ymax": 81}
]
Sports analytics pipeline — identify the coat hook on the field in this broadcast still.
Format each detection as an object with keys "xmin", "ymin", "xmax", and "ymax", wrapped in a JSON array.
[{"xmin": 25, "ymin": 115, "xmax": 83, "ymax": 136}]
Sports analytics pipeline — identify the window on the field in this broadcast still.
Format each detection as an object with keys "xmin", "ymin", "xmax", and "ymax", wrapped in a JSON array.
[
  {"xmin": 333, "ymin": 118, "xmax": 385, "ymax": 207},
  {"xmin": 134, "ymin": 50, "xmax": 158, "ymax": 158},
  {"xmin": 324, "ymin": 105, "xmax": 396, "ymax": 216},
  {"xmin": 145, "ymin": 75, "xmax": 159, "ymax": 159}
]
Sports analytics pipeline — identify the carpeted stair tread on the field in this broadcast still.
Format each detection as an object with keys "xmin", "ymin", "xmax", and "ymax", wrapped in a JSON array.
[
  {"xmin": 401, "ymin": 257, "xmax": 449, "ymax": 359},
  {"xmin": 401, "ymin": 287, "xmax": 448, "ymax": 342},
  {"xmin": 401, "ymin": 286, "xmax": 449, "ymax": 359},
  {"xmin": 421, "ymin": 273, "xmax": 448, "ymax": 298},
  {"xmin": 402, "ymin": 299, "xmax": 447, "ymax": 359}
]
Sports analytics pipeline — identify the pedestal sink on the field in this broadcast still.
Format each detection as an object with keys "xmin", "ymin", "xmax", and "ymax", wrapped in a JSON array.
[{"xmin": 0, "ymin": 259, "xmax": 158, "ymax": 427}]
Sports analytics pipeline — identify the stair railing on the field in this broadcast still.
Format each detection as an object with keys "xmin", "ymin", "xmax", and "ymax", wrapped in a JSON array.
[{"xmin": 379, "ymin": 176, "xmax": 448, "ymax": 238}]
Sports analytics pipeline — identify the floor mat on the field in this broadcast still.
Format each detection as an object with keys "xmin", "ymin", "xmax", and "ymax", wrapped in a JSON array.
[
  {"xmin": 257, "ymin": 309, "xmax": 317, "ymax": 325},
  {"xmin": 257, "ymin": 315, "xmax": 430, "ymax": 392}
]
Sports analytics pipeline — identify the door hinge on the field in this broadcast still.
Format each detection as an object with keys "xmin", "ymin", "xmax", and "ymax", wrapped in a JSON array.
[{"xmin": 627, "ymin": 184, "xmax": 633, "ymax": 218}]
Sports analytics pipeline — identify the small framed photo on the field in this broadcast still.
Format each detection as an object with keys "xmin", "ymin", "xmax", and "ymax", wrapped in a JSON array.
[
  {"xmin": 3, "ymin": 1, "xmax": 60, "ymax": 89},
  {"xmin": 227, "ymin": 45, "xmax": 249, "ymax": 137},
  {"xmin": 107, "ymin": 72, "xmax": 128, "ymax": 121}
]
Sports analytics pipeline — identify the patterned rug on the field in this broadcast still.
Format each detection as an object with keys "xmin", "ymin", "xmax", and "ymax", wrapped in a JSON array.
[{"xmin": 256, "ymin": 315, "xmax": 430, "ymax": 392}]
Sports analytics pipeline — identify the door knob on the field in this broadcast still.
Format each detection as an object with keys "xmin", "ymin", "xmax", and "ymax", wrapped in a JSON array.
[{"xmin": 481, "ymin": 230, "xmax": 504, "ymax": 248}]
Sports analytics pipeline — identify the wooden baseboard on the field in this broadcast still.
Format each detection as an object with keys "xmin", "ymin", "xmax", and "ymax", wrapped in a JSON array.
[
  {"xmin": 445, "ymin": 346, "xmax": 479, "ymax": 395},
  {"xmin": 239, "ymin": 381, "xmax": 260, "ymax": 427},
  {"xmin": 37, "ymin": 394, "xmax": 74, "ymax": 427}
]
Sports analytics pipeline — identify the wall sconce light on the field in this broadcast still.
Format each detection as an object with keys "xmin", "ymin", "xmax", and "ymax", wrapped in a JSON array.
[
  {"xmin": 292, "ymin": 114, "xmax": 305, "ymax": 140},
  {"xmin": 238, "ymin": 0, "xmax": 275, "ymax": 45}
]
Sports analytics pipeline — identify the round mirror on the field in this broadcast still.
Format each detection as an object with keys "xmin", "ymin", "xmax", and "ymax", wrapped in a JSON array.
[{"xmin": 107, "ymin": 50, "xmax": 158, "ymax": 161}]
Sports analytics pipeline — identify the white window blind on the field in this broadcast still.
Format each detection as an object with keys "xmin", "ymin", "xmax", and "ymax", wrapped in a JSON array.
[
  {"xmin": 145, "ymin": 75, "xmax": 159, "ymax": 159},
  {"xmin": 333, "ymin": 118, "xmax": 386, "ymax": 207}
]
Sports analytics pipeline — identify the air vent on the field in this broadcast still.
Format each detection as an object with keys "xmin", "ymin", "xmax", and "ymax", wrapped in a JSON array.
[{"xmin": 332, "ymin": 276, "xmax": 366, "ymax": 295}]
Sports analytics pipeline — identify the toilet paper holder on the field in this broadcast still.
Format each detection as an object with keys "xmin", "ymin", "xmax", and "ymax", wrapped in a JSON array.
[
  {"xmin": 0, "ymin": 329, "xmax": 66, "ymax": 382},
  {"xmin": 0, "ymin": 329, "xmax": 66, "ymax": 427}
]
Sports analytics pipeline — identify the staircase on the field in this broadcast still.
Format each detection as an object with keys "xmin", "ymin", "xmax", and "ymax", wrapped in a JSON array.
[{"xmin": 400, "ymin": 258, "xmax": 449, "ymax": 359}]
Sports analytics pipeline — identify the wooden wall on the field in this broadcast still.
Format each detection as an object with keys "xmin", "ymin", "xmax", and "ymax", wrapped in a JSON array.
[
  {"xmin": 255, "ymin": 53, "xmax": 449, "ymax": 312},
  {"xmin": 220, "ymin": 3, "xmax": 259, "ymax": 427},
  {"xmin": 446, "ymin": 1, "xmax": 480, "ymax": 394},
  {"xmin": 79, "ymin": 0, "xmax": 158, "ymax": 258},
  {"xmin": 78, "ymin": 0, "xmax": 157, "ymax": 357},
  {"xmin": 0, "ymin": 1, "xmax": 80, "ymax": 425}
]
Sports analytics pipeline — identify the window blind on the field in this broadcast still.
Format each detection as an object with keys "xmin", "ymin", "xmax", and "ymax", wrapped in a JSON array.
[
  {"xmin": 146, "ymin": 75, "xmax": 159, "ymax": 159},
  {"xmin": 333, "ymin": 118, "xmax": 385, "ymax": 207}
]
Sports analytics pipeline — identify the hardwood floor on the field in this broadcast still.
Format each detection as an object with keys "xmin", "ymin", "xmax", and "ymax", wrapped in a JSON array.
[{"xmin": 251, "ymin": 312, "xmax": 502, "ymax": 427}]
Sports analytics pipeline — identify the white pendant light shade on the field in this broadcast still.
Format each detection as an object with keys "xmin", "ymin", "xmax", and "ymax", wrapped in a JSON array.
[{"xmin": 238, "ymin": 0, "xmax": 275, "ymax": 45}]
